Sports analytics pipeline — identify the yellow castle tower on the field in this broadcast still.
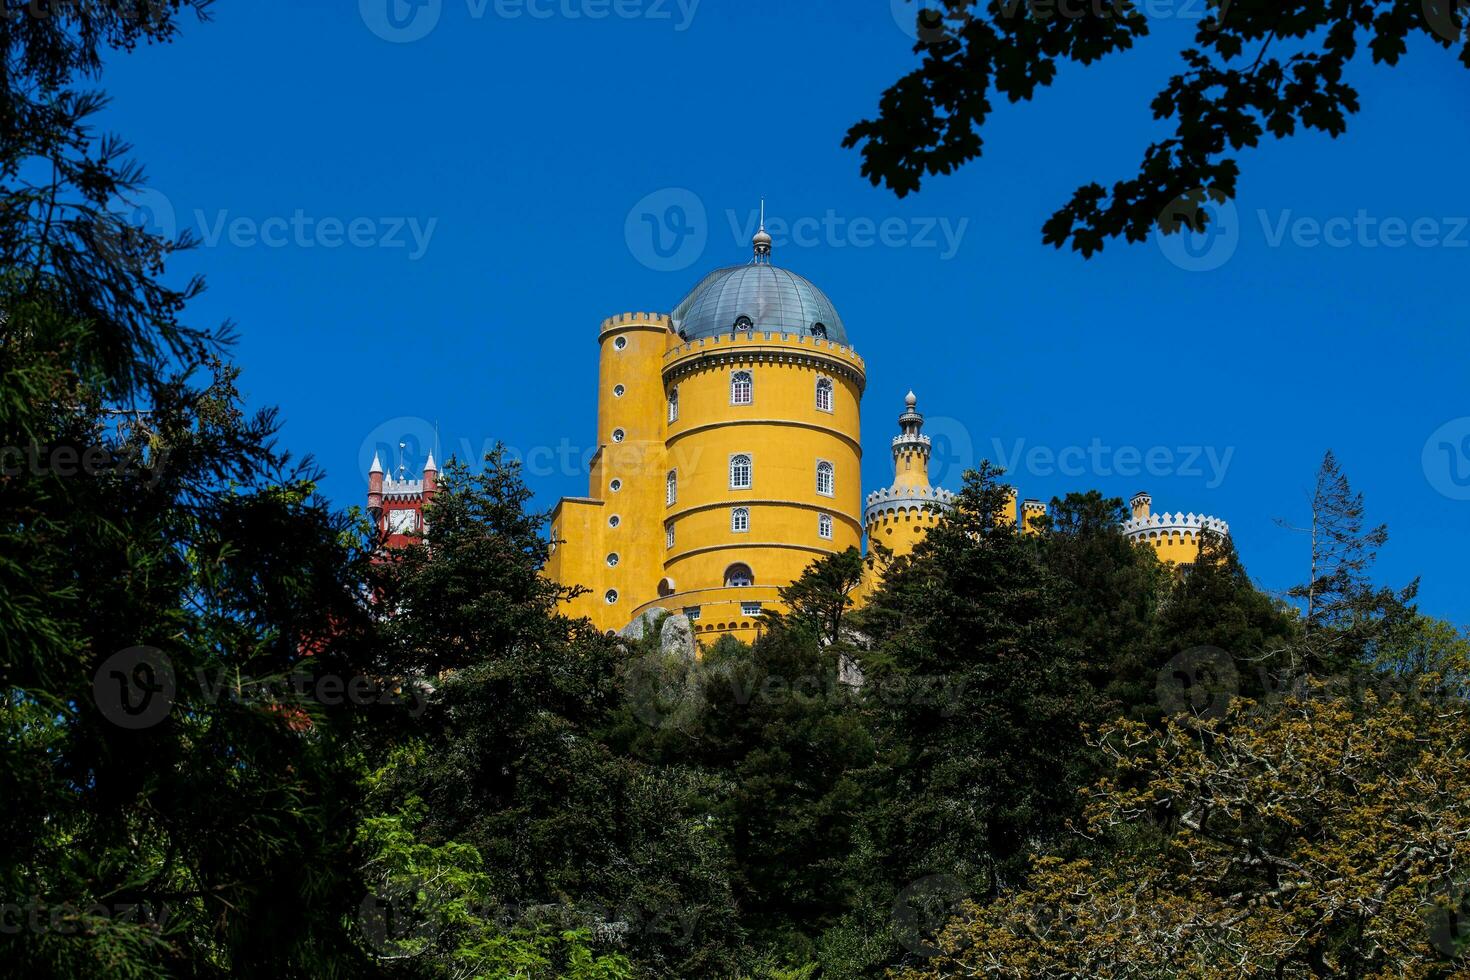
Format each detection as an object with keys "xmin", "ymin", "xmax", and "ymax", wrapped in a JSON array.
[
  {"xmin": 540, "ymin": 214, "xmax": 1230, "ymax": 645},
  {"xmin": 863, "ymin": 392, "xmax": 954, "ymax": 559},
  {"xmin": 546, "ymin": 220, "xmax": 863, "ymax": 644}
]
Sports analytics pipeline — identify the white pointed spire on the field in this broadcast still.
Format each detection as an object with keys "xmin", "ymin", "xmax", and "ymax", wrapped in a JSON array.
[
  {"xmin": 369, "ymin": 450, "xmax": 384, "ymax": 474},
  {"xmin": 423, "ymin": 449, "xmax": 437, "ymax": 472}
]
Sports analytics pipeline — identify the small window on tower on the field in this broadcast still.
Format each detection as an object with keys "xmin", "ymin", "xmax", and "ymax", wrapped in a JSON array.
[
  {"xmin": 667, "ymin": 386, "xmax": 679, "ymax": 423},
  {"xmin": 731, "ymin": 507, "xmax": 749, "ymax": 533},
  {"xmin": 819, "ymin": 513, "xmax": 833, "ymax": 539},
  {"xmin": 724, "ymin": 563, "xmax": 754, "ymax": 588},
  {"xmin": 729, "ymin": 454, "xmax": 752, "ymax": 490},
  {"xmin": 816, "ymin": 460, "xmax": 835, "ymax": 497},
  {"xmin": 815, "ymin": 377, "xmax": 834, "ymax": 412},
  {"xmin": 666, "ymin": 470, "xmax": 677, "ymax": 506},
  {"xmin": 665, "ymin": 523, "xmax": 675, "ymax": 549},
  {"xmin": 613, "ymin": 384, "xmax": 625, "ymax": 398},
  {"xmin": 730, "ymin": 370, "xmax": 753, "ymax": 405}
]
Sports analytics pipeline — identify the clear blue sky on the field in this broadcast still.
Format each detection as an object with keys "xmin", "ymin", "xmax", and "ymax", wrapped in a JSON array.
[{"xmin": 98, "ymin": 1, "xmax": 1469, "ymax": 625}]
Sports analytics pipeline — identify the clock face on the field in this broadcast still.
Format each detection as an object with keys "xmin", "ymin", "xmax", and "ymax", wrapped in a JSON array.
[{"xmin": 388, "ymin": 509, "xmax": 417, "ymax": 535}]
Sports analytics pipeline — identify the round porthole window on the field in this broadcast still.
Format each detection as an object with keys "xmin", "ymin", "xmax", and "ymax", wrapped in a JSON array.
[
  {"xmin": 606, "ymin": 553, "xmax": 619, "ymax": 567},
  {"xmin": 612, "ymin": 428, "xmax": 625, "ymax": 443},
  {"xmin": 614, "ymin": 336, "xmax": 628, "ymax": 350},
  {"xmin": 610, "ymin": 479, "xmax": 622, "ymax": 492},
  {"xmin": 613, "ymin": 384, "xmax": 625, "ymax": 397},
  {"xmin": 608, "ymin": 515, "xmax": 620, "ymax": 528},
  {"xmin": 605, "ymin": 589, "xmax": 619, "ymax": 604}
]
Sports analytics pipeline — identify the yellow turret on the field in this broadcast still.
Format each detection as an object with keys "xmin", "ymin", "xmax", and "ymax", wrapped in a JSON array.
[{"xmin": 863, "ymin": 392, "xmax": 954, "ymax": 559}]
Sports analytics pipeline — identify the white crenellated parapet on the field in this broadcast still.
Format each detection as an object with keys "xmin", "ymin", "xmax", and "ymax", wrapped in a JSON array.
[
  {"xmin": 864, "ymin": 484, "xmax": 956, "ymax": 524},
  {"xmin": 1121, "ymin": 511, "xmax": 1230, "ymax": 540},
  {"xmin": 892, "ymin": 433, "xmax": 932, "ymax": 448},
  {"xmin": 382, "ymin": 477, "xmax": 425, "ymax": 499}
]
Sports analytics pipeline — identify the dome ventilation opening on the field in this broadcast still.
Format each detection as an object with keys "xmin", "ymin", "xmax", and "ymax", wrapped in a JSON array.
[
  {"xmin": 733, "ymin": 314, "xmax": 754, "ymax": 331},
  {"xmin": 811, "ymin": 322, "xmax": 827, "ymax": 338}
]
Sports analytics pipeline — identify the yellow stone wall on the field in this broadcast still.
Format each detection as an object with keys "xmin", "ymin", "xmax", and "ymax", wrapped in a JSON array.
[
  {"xmin": 547, "ymin": 315, "xmax": 1228, "ymax": 644},
  {"xmin": 550, "ymin": 314, "xmax": 866, "ymax": 644}
]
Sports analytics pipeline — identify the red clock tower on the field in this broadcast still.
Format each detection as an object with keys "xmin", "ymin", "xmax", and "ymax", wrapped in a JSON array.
[{"xmin": 367, "ymin": 448, "xmax": 437, "ymax": 547}]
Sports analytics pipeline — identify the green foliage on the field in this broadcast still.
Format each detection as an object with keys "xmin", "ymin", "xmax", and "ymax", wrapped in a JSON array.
[
  {"xmin": 847, "ymin": 0, "xmax": 1470, "ymax": 255},
  {"xmin": 8, "ymin": 6, "xmax": 1456, "ymax": 980},
  {"xmin": 857, "ymin": 463, "xmax": 1101, "ymax": 917}
]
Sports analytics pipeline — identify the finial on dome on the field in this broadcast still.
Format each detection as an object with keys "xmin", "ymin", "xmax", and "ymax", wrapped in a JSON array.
[
  {"xmin": 752, "ymin": 197, "xmax": 772, "ymax": 263},
  {"xmin": 905, "ymin": 390, "xmax": 917, "ymax": 408}
]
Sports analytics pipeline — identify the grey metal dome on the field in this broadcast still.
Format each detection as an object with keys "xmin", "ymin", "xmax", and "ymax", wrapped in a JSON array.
[{"xmin": 670, "ymin": 263, "xmax": 848, "ymax": 345}]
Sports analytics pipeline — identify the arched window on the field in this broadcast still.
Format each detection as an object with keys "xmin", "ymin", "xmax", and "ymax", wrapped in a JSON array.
[
  {"xmin": 731, "ymin": 507, "xmax": 749, "ymax": 533},
  {"xmin": 816, "ymin": 460, "xmax": 834, "ymax": 497},
  {"xmin": 729, "ymin": 453, "xmax": 752, "ymax": 490},
  {"xmin": 815, "ymin": 377, "xmax": 834, "ymax": 412},
  {"xmin": 665, "ymin": 522, "xmax": 675, "ymax": 549},
  {"xmin": 811, "ymin": 322, "xmax": 827, "ymax": 339},
  {"xmin": 730, "ymin": 370, "xmax": 753, "ymax": 405},
  {"xmin": 666, "ymin": 469, "xmax": 677, "ymax": 506},
  {"xmin": 818, "ymin": 513, "xmax": 833, "ymax": 539},
  {"xmin": 667, "ymin": 386, "xmax": 679, "ymax": 423},
  {"xmin": 724, "ymin": 563, "xmax": 754, "ymax": 587}
]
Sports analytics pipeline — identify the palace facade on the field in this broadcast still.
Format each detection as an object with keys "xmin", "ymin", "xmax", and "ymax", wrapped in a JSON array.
[{"xmin": 368, "ymin": 222, "xmax": 1229, "ymax": 645}]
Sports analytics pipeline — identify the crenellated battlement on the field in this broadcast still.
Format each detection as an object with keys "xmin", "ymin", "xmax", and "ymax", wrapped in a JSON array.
[
  {"xmin": 864, "ymin": 484, "xmax": 956, "ymax": 524},
  {"xmin": 381, "ymin": 478, "xmax": 425, "ymax": 500},
  {"xmin": 661, "ymin": 329, "xmax": 865, "ymax": 387},
  {"xmin": 1122, "ymin": 511, "xmax": 1230, "ymax": 538},
  {"xmin": 598, "ymin": 311, "xmax": 673, "ymax": 337}
]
